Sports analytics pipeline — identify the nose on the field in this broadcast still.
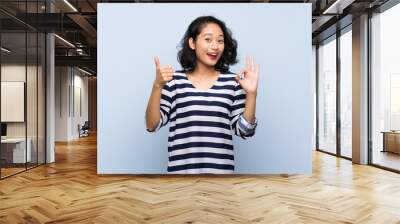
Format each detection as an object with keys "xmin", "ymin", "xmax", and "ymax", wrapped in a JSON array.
[{"xmin": 211, "ymin": 42, "xmax": 218, "ymax": 50}]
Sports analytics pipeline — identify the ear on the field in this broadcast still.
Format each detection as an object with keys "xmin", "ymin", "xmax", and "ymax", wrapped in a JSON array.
[{"xmin": 188, "ymin": 37, "xmax": 195, "ymax": 50}]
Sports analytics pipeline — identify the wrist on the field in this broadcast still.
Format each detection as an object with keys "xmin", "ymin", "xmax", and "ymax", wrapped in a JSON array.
[
  {"xmin": 153, "ymin": 81, "xmax": 164, "ymax": 89},
  {"xmin": 246, "ymin": 91, "xmax": 257, "ymax": 98}
]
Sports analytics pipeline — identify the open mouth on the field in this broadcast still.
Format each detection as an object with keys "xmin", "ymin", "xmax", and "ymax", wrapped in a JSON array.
[{"xmin": 207, "ymin": 53, "xmax": 218, "ymax": 61}]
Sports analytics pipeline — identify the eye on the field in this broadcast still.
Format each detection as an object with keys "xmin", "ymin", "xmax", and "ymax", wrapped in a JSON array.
[
  {"xmin": 218, "ymin": 40, "xmax": 224, "ymax": 44},
  {"xmin": 205, "ymin": 38, "xmax": 211, "ymax": 42}
]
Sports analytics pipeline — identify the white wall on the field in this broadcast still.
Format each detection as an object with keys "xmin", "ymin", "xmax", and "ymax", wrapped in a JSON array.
[
  {"xmin": 55, "ymin": 66, "xmax": 69, "ymax": 141},
  {"xmin": 55, "ymin": 67, "xmax": 89, "ymax": 141},
  {"xmin": 73, "ymin": 73, "xmax": 89, "ymax": 137}
]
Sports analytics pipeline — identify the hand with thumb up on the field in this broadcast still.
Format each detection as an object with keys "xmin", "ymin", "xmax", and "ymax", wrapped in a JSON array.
[{"xmin": 154, "ymin": 56, "xmax": 174, "ymax": 88}]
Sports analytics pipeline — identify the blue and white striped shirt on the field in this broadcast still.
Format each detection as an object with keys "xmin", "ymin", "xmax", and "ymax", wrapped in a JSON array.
[{"xmin": 148, "ymin": 71, "xmax": 257, "ymax": 174}]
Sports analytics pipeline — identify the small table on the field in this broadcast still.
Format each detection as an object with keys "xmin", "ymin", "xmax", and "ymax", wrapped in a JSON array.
[{"xmin": 381, "ymin": 131, "xmax": 400, "ymax": 154}]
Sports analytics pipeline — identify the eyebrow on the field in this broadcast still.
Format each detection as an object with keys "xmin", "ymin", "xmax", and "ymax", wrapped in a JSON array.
[{"xmin": 203, "ymin": 33, "xmax": 224, "ymax": 37}]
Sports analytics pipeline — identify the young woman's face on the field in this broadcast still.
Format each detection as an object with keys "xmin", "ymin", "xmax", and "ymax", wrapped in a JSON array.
[{"xmin": 189, "ymin": 23, "xmax": 225, "ymax": 69}]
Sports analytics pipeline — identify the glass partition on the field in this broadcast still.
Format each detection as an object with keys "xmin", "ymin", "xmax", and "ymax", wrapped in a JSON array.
[
  {"xmin": 0, "ymin": 1, "xmax": 46, "ymax": 179},
  {"xmin": 1, "ymin": 30, "xmax": 28, "ymax": 177},
  {"xmin": 38, "ymin": 31, "xmax": 45, "ymax": 165},
  {"xmin": 27, "ymin": 30, "xmax": 38, "ymax": 169}
]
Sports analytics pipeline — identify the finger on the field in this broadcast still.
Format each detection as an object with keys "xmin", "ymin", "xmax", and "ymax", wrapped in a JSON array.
[
  {"xmin": 154, "ymin": 56, "xmax": 161, "ymax": 69},
  {"xmin": 163, "ymin": 76, "xmax": 173, "ymax": 82},
  {"xmin": 241, "ymin": 70, "xmax": 246, "ymax": 79},
  {"xmin": 161, "ymin": 65, "xmax": 173, "ymax": 70},
  {"xmin": 160, "ymin": 67, "xmax": 169, "ymax": 72},
  {"xmin": 246, "ymin": 56, "xmax": 250, "ymax": 69},
  {"xmin": 162, "ymin": 71, "xmax": 174, "ymax": 77},
  {"xmin": 255, "ymin": 64, "xmax": 260, "ymax": 77},
  {"xmin": 249, "ymin": 56, "xmax": 254, "ymax": 72},
  {"xmin": 161, "ymin": 68, "xmax": 174, "ymax": 74},
  {"xmin": 162, "ymin": 75, "xmax": 170, "ymax": 81},
  {"xmin": 235, "ymin": 74, "xmax": 242, "ymax": 84},
  {"xmin": 162, "ymin": 73, "xmax": 173, "ymax": 78},
  {"xmin": 236, "ymin": 69, "xmax": 245, "ymax": 82}
]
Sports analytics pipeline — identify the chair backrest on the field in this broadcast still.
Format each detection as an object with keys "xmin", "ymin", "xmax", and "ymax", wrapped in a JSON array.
[{"xmin": 82, "ymin": 121, "xmax": 90, "ymax": 129}]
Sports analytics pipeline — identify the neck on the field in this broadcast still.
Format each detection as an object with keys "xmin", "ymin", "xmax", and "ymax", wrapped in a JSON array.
[{"xmin": 191, "ymin": 62, "xmax": 217, "ymax": 77}]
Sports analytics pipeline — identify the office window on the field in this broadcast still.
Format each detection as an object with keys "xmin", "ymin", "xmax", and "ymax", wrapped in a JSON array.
[
  {"xmin": 371, "ymin": 3, "xmax": 400, "ymax": 171},
  {"xmin": 340, "ymin": 28, "xmax": 352, "ymax": 158},
  {"xmin": 318, "ymin": 36, "xmax": 337, "ymax": 154}
]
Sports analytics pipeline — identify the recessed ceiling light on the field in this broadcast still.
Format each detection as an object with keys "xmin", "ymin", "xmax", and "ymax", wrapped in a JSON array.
[
  {"xmin": 322, "ymin": 0, "xmax": 354, "ymax": 15},
  {"xmin": 1, "ymin": 47, "xmax": 11, "ymax": 53},
  {"xmin": 54, "ymin": 34, "xmax": 75, "ymax": 48},
  {"xmin": 63, "ymin": 0, "xmax": 78, "ymax": 12},
  {"xmin": 78, "ymin": 67, "xmax": 93, "ymax": 76}
]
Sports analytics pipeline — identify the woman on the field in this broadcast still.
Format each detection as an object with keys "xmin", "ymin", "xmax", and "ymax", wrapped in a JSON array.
[{"xmin": 146, "ymin": 16, "xmax": 259, "ymax": 174}]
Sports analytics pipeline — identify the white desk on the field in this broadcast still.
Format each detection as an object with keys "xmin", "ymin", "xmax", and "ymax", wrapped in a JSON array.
[{"xmin": 1, "ymin": 138, "xmax": 32, "ymax": 163}]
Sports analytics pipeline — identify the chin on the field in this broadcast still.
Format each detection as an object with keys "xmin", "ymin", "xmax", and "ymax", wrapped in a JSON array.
[
  {"xmin": 207, "ymin": 59, "xmax": 220, "ymax": 67},
  {"xmin": 199, "ymin": 57, "xmax": 220, "ymax": 68},
  {"xmin": 202, "ymin": 61, "xmax": 217, "ymax": 67}
]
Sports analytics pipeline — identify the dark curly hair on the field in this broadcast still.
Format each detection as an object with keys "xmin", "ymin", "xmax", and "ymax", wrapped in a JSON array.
[{"xmin": 177, "ymin": 16, "xmax": 238, "ymax": 73}]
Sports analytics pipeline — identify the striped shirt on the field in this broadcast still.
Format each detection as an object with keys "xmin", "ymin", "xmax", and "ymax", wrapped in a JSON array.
[{"xmin": 148, "ymin": 71, "xmax": 257, "ymax": 174}]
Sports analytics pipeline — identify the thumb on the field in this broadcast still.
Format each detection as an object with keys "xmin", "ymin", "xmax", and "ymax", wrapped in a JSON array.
[{"xmin": 154, "ymin": 56, "xmax": 160, "ymax": 69}]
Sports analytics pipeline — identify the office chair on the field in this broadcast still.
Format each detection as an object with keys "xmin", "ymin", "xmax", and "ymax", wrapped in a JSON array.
[{"xmin": 79, "ymin": 121, "xmax": 90, "ymax": 138}]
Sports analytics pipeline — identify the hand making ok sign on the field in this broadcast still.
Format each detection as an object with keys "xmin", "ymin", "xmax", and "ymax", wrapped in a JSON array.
[{"xmin": 235, "ymin": 56, "xmax": 260, "ymax": 95}]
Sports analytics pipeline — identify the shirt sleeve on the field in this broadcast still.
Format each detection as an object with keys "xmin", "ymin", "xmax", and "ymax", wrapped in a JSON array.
[
  {"xmin": 230, "ymin": 82, "xmax": 257, "ymax": 139},
  {"xmin": 146, "ymin": 80, "xmax": 174, "ymax": 133}
]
